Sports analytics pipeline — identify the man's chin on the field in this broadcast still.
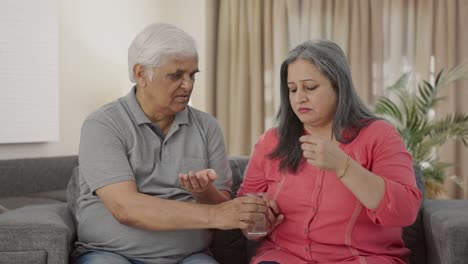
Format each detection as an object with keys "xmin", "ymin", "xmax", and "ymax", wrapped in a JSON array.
[{"xmin": 173, "ymin": 104, "xmax": 188, "ymax": 113}]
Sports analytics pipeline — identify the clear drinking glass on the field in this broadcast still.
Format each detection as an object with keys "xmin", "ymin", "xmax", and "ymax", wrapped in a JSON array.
[{"xmin": 244, "ymin": 192, "xmax": 268, "ymax": 236}]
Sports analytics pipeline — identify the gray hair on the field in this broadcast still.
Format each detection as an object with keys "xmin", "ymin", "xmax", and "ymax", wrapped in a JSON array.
[
  {"xmin": 128, "ymin": 23, "xmax": 198, "ymax": 83},
  {"xmin": 269, "ymin": 39, "xmax": 379, "ymax": 172}
]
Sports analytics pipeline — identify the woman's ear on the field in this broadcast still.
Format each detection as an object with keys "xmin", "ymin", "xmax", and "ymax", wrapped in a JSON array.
[{"xmin": 133, "ymin": 64, "xmax": 147, "ymax": 87}]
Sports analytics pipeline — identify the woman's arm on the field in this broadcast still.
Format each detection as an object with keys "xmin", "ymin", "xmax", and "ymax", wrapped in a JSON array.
[{"xmin": 300, "ymin": 121, "xmax": 422, "ymax": 227}]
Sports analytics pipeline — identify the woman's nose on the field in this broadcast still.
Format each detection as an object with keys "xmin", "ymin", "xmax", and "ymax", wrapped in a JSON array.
[{"xmin": 295, "ymin": 89, "xmax": 307, "ymax": 103}]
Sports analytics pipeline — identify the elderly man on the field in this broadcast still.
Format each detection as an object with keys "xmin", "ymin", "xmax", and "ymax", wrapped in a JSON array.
[{"xmin": 72, "ymin": 23, "xmax": 267, "ymax": 264}]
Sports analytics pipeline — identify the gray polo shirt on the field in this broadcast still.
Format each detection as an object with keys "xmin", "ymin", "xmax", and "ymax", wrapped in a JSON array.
[{"xmin": 75, "ymin": 87, "xmax": 232, "ymax": 264}]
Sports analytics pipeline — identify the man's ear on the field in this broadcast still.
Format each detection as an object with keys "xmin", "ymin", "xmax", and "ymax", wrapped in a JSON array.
[{"xmin": 133, "ymin": 64, "xmax": 147, "ymax": 87}]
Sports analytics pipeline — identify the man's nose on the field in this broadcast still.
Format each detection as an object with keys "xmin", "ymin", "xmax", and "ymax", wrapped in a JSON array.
[{"xmin": 180, "ymin": 77, "xmax": 194, "ymax": 91}]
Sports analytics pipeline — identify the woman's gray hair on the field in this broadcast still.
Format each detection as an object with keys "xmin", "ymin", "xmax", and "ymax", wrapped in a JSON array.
[
  {"xmin": 128, "ymin": 23, "xmax": 198, "ymax": 83},
  {"xmin": 269, "ymin": 39, "xmax": 379, "ymax": 172}
]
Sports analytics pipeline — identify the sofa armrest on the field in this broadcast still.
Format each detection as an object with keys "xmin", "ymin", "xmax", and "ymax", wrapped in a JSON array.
[
  {"xmin": 422, "ymin": 199, "xmax": 468, "ymax": 264},
  {"xmin": 0, "ymin": 203, "xmax": 76, "ymax": 264}
]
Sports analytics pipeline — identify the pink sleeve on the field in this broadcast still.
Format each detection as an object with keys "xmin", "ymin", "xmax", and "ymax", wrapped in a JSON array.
[
  {"xmin": 237, "ymin": 133, "xmax": 269, "ymax": 197},
  {"xmin": 365, "ymin": 122, "xmax": 422, "ymax": 227}
]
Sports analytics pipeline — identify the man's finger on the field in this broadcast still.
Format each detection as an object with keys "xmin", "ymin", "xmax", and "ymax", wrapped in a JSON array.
[
  {"xmin": 206, "ymin": 169, "xmax": 218, "ymax": 181},
  {"xmin": 179, "ymin": 178, "xmax": 189, "ymax": 190},
  {"xmin": 240, "ymin": 196, "xmax": 267, "ymax": 206},
  {"xmin": 188, "ymin": 174, "xmax": 201, "ymax": 189},
  {"xmin": 196, "ymin": 174, "xmax": 209, "ymax": 186}
]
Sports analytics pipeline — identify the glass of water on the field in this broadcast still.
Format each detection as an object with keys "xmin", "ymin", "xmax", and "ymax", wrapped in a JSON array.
[{"xmin": 244, "ymin": 192, "xmax": 268, "ymax": 236}]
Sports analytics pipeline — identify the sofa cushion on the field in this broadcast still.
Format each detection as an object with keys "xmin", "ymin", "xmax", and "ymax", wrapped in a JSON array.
[
  {"xmin": 0, "ymin": 203, "xmax": 76, "ymax": 264},
  {"xmin": 423, "ymin": 199, "xmax": 468, "ymax": 264},
  {"xmin": 0, "ymin": 196, "xmax": 62, "ymax": 211},
  {"xmin": 0, "ymin": 250, "xmax": 46, "ymax": 264},
  {"xmin": 66, "ymin": 166, "xmax": 80, "ymax": 217},
  {"xmin": 29, "ymin": 189, "xmax": 67, "ymax": 202},
  {"xmin": 0, "ymin": 204, "xmax": 7, "ymax": 214}
]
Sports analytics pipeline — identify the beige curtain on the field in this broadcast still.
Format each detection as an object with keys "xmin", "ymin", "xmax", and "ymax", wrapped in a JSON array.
[
  {"xmin": 286, "ymin": 0, "xmax": 380, "ymax": 104},
  {"xmin": 213, "ymin": 0, "xmax": 288, "ymax": 155},
  {"xmin": 432, "ymin": 0, "xmax": 468, "ymax": 199},
  {"xmin": 212, "ymin": 0, "xmax": 468, "ymax": 198}
]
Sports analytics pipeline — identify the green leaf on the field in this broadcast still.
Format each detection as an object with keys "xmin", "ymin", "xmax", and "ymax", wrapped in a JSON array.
[{"xmin": 373, "ymin": 62, "xmax": 468, "ymax": 194}]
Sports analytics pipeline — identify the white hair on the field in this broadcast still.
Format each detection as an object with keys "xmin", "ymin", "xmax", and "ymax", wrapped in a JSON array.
[{"xmin": 128, "ymin": 23, "xmax": 198, "ymax": 83}]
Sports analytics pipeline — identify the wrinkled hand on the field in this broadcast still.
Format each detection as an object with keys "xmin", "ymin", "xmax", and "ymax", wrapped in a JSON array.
[
  {"xmin": 299, "ymin": 135, "xmax": 347, "ymax": 171},
  {"xmin": 179, "ymin": 169, "xmax": 217, "ymax": 193},
  {"xmin": 213, "ymin": 196, "xmax": 268, "ymax": 230}
]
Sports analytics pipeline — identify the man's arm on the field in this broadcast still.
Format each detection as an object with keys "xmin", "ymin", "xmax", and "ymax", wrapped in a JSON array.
[{"xmin": 96, "ymin": 180, "xmax": 266, "ymax": 231}]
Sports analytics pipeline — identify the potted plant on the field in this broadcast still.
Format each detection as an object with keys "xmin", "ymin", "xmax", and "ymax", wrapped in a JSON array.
[{"xmin": 374, "ymin": 64, "xmax": 468, "ymax": 198}]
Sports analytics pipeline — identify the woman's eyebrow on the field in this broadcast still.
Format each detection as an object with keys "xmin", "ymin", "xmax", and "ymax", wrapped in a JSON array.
[{"xmin": 287, "ymin": 78, "xmax": 317, "ymax": 84}]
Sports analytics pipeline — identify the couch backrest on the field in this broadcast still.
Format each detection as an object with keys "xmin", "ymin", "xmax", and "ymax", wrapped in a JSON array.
[
  {"xmin": 228, "ymin": 156, "xmax": 250, "ymax": 198},
  {"xmin": 0, "ymin": 156, "xmax": 78, "ymax": 198}
]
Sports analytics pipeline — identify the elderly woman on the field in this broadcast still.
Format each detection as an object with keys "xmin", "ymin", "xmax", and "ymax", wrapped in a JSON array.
[
  {"xmin": 72, "ymin": 23, "xmax": 267, "ymax": 264},
  {"xmin": 238, "ymin": 40, "xmax": 422, "ymax": 264}
]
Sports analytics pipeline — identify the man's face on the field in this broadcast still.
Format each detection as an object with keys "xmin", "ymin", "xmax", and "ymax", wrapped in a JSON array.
[{"xmin": 139, "ymin": 56, "xmax": 199, "ymax": 116}]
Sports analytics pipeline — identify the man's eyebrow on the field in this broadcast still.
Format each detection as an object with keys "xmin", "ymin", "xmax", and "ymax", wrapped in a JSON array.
[{"xmin": 168, "ymin": 69, "xmax": 199, "ymax": 75}]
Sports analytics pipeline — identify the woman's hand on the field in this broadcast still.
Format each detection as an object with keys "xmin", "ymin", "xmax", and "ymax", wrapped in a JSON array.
[
  {"xmin": 266, "ymin": 198, "xmax": 284, "ymax": 232},
  {"xmin": 299, "ymin": 135, "xmax": 348, "ymax": 173},
  {"xmin": 179, "ymin": 169, "xmax": 217, "ymax": 193}
]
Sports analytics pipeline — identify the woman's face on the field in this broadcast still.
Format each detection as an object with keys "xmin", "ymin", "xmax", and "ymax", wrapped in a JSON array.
[
  {"xmin": 287, "ymin": 59, "xmax": 337, "ymax": 130},
  {"xmin": 140, "ymin": 56, "xmax": 199, "ymax": 116}
]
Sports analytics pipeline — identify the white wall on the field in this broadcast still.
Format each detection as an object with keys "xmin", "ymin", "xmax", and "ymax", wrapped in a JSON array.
[{"xmin": 0, "ymin": 0, "xmax": 210, "ymax": 159}]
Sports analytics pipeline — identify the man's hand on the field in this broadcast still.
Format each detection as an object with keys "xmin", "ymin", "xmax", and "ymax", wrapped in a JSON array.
[
  {"xmin": 179, "ymin": 169, "xmax": 218, "ymax": 193},
  {"xmin": 212, "ymin": 195, "xmax": 268, "ymax": 230}
]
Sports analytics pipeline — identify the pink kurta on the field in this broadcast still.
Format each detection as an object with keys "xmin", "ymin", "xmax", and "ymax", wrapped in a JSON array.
[{"xmin": 237, "ymin": 120, "xmax": 422, "ymax": 264}]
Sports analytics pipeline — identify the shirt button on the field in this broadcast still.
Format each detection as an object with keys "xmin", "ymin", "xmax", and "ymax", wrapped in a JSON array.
[
  {"xmin": 304, "ymin": 247, "xmax": 309, "ymax": 252},
  {"xmin": 312, "ymin": 207, "xmax": 317, "ymax": 212}
]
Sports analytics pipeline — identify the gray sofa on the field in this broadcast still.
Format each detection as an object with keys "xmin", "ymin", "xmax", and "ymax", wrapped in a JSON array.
[{"xmin": 0, "ymin": 156, "xmax": 468, "ymax": 264}]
